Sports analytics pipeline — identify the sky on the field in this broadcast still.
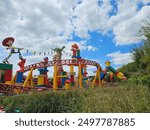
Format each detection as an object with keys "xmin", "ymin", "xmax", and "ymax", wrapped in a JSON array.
[{"xmin": 0, "ymin": 0, "xmax": 150, "ymax": 76}]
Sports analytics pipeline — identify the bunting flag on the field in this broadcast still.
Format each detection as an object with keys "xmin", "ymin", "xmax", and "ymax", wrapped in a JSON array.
[{"xmin": 22, "ymin": 48, "xmax": 72, "ymax": 56}]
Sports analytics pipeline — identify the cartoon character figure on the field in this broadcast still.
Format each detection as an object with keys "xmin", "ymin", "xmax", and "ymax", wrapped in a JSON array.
[
  {"xmin": 52, "ymin": 46, "xmax": 65, "ymax": 61},
  {"xmin": 2, "ymin": 37, "xmax": 24, "ymax": 63}
]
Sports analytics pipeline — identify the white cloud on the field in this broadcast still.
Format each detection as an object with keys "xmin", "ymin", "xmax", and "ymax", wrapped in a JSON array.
[
  {"xmin": 0, "ymin": 0, "xmax": 150, "ymax": 48},
  {"xmin": 107, "ymin": 51, "xmax": 133, "ymax": 65},
  {"xmin": 141, "ymin": 0, "xmax": 150, "ymax": 4},
  {"xmin": 0, "ymin": 0, "xmax": 150, "ymax": 74},
  {"xmin": 108, "ymin": 1, "xmax": 150, "ymax": 45},
  {"xmin": 72, "ymin": 0, "xmax": 112, "ymax": 37},
  {"xmin": 87, "ymin": 45, "xmax": 97, "ymax": 51}
]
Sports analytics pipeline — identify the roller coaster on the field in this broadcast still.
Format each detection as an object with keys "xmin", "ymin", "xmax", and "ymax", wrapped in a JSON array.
[{"xmin": 0, "ymin": 37, "xmax": 127, "ymax": 95}]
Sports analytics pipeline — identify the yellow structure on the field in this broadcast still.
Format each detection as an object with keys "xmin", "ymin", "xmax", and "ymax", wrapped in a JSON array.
[
  {"xmin": 116, "ymin": 72, "xmax": 127, "ymax": 80},
  {"xmin": 91, "ymin": 67, "xmax": 102, "ymax": 88},
  {"xmin": 37, "ymin": 75, "xmax": 45, "ymax": 85},
  {"xmin": 65, "ymin": 81, "xmax": 70, "ymax": 89},
  {"xmin": 109, "ymin": 71, "xmax": 113, "ymax": 76},
  {"xmin": 23, "ymin": 68, "xmax": 34, "ymax": 87},
  {"xmin": 53, "ymin": 64, "xmax": 58, "ymax": 90},
  {"xmin": 70, "ymin": 65, "xmax": 74, "ymax": 73},
  {"xmin": 105, "ymin": 60, "xmax": 111, "ymax": 67},
  {"xmin": 76, "ymin": 63, "xmax": 83, "ymax": 88}
]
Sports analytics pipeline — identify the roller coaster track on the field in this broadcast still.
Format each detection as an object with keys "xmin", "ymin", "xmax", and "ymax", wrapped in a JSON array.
[
  {"xmin": 24, "ymin": 59, "xmax": 101, "ymax": 72},
  {"xmin": 0, "ymin": 83, "xmax": 64, "ymax": 95},
  {"xmin": 0, "ymin": 59, "xmax": 101, "ymax": 95}
]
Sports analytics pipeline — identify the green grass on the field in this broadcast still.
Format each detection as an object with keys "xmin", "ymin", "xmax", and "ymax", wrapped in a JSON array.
[{"xmin": 0, "ymin": 83, "xmax": 150, "ymax": 113}]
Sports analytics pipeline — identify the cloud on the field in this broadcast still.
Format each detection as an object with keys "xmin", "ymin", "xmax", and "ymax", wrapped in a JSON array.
[
  {"xmin": 0, "ymin": 0, "xmax": 150, "ymax": 49},
  {"xmin": 0, "ymin": 0, "xmax": 150, "ymax": 75},
  {"xmin": 108, "ymin": 1, "xmax": 150, "ymax": 45},
  {"xmin": 87, "ymin": 45, "xmax": 97, "ymax": 51},
  {"xmin": 72, "ymin": 0, "xmax": 112, "ymax": 37},
  {"xmin": 141, "ymin": 0, "xmax": 150, "ymax": 4},
  {"xmin": 107, "ymin": 51, "xmax": 133, "ymax": 65}
]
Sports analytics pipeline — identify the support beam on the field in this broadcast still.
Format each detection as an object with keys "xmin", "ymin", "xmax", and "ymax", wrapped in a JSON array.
[{"xmin": 53, "ymin": 64, "xmax": 58, "ymax": 90}]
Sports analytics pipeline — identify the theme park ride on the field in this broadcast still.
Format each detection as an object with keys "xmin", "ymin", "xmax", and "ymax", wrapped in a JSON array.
[{"xmin": 0, "ymin": 37, "xmax": 127, "ymax": 95}]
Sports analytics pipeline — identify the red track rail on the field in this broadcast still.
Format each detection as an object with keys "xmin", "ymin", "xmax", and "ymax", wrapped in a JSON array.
[
  {"xmin": 24, "ymin": 59, "xmax": 101, "ymax": 72},
  {"xmin": 0, "ymin": 83, "xmax": 65, "ymax": 95}
]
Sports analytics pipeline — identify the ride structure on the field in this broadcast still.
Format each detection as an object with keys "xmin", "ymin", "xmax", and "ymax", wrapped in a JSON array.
[
  {"xmin": 0, "ymin": 37, "xmax": 127, "ymax": 95},
  {"xmin": 100, "ymin": 61, "xmax": 127, "ymax": 81}
]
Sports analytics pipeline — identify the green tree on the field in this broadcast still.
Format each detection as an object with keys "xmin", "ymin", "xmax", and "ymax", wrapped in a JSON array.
[{"xmin": 132, "ymin": 22, "xmax": 150, "ymax": 72}]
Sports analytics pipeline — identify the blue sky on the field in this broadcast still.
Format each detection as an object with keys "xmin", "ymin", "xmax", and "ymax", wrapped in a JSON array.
[
  {"xmin": 73, "ymin": 31, "xmax": 138, "ymax": 68},
  {"xmin": 0, "ymin": 0, "xmax": 150, "ymax": 75}
]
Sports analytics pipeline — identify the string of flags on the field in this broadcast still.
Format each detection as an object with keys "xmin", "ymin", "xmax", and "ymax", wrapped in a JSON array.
[{"xmin": 23, "ymin": 48, "xmax": 72, "ymax": 56}]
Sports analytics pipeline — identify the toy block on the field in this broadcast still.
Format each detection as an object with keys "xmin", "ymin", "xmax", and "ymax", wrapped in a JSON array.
[
  {"xmin": 37, "ymin": 75, "xmax": 44, "ymax": 85},
  {"xmin": 61, "ymin": 77, "xmax": 68, "ymax": 86},
  {"xmin": 72, "ymin": 56, "xmax": 77, "ymax": 58},
  {"xmin": 70, "ymin": 82, "xmax": 75, "ymax": 86},
  {"xmin": 38, "ymin": 68, "xmax": 48, "ymax": 75},
  {"xmin": 100, "ymin": 72, "xmax": 106, "ymax": 80},
  {"xmin": 69, "ymin": 72, "xmax": 75, "ymax": 75},
  {"xmin": 0, "ymin": 63, "xmax": 13, "ymax": 70},
  {"xmin": 62, "ymin": 71, "xmax": 67, "ymax": 75},
  {"xmin": 16, "ymin": 72, "xmax": 23, "ymax": 83},
  {"xmin": 65, "ymin": 80, "xmax": 71, "ymax": 89},
  {"xmin": 83, "ymin": 77, "xmax": 88, "ymax": 80},
  {"xmin": 4, "ymin": 70, "xmax": 12, "ymax": 82}
]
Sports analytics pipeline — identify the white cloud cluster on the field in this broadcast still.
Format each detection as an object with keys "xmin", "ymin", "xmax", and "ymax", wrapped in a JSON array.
[
  {"xmin": 107, "ymin": 51, "xmax": 133, "ymax": 65},
  {"xmin": 0, "ymin": 0, "xmax": 150, "ymax": 74},
  {"xmin": 108, "ymin": 1, "xmax": 150, "ymax": 45},
  {"xmin": 72, "ymin": 0, "xmax": 112, "ymax": 38},
  {"xmin": 0, "ymin": 0, "xmax": 150, "ymax": 48}
]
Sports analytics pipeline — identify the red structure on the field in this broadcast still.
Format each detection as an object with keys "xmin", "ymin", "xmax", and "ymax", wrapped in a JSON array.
[
  {"xmin": 17, "ymin": 59, "xmax": 26, "ymax": 72},
  {"xmin": 71, "ymin": 43, "xmax": 81, "ymax": 58},
  {"xmin": 4, "ymin": 70, "xmax": 12, "ymax": 81}
]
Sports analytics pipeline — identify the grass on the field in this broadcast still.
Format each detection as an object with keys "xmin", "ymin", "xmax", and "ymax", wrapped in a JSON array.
[{"xmin": 0, "ymin": 83, "xmax": 150, "ymax": 113}]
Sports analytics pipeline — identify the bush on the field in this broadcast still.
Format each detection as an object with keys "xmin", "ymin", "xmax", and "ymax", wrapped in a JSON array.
[{"xmin": 128, "ymin": 74, "xmax": 150, "ymax": 87}]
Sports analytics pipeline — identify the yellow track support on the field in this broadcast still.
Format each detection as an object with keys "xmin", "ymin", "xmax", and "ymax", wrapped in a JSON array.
[
  {"xmin": 91, "ymin": 67, "xmax": 102, "ymax": 88},
  {"xmin": 53, "ymin": 64, "xmax": 58, "ymax": 90},
  {"xmin": 76, "ymin": 63, "xmax": 83, "ymax": 88},
  {"xmin": 23, "ymin": 68, "xmax": 34, "ymax": 87},
  {"xmin": 70, "ymin": 65, "xmax": 74, "ymax": 73}
]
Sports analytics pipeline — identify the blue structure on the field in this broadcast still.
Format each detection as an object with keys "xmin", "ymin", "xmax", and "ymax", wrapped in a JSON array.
[
  {"xmin": 100, "ymin": 72, "xmax": 106, "ymax": 80},
  {"xmin": 38, "ymin": 67, "xmax": 48, "ymax": 75},
  {"xmin": 16, "ymin": 72, "xmax": 23, "ymax": 83}
]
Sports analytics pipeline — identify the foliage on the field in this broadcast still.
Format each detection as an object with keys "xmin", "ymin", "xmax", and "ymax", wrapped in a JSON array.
[
  {"xmin": 119, "ymin": 62, "xmax": 139, "ymax": 78},
  {"xmin": 132, "ymin": 22, "xmax": 150, "ymax": 72},
  {"xmin": 119, "ymin": 22, "xmax": 150, "ymax": 87},
  {"xmin": 128, "ymin": 74, "xmax": 150, "ymax": 87}
]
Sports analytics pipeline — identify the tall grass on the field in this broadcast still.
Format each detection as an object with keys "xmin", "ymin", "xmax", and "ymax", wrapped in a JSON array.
[{"xmin": 0, "ymin": 83, "xmax": 150, "ymax": 113}]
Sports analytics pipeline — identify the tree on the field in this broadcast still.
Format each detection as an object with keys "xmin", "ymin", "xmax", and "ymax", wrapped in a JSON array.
[{"xmin": 132, "ymin": 22, "xmax": 150, "ymax": 72}]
